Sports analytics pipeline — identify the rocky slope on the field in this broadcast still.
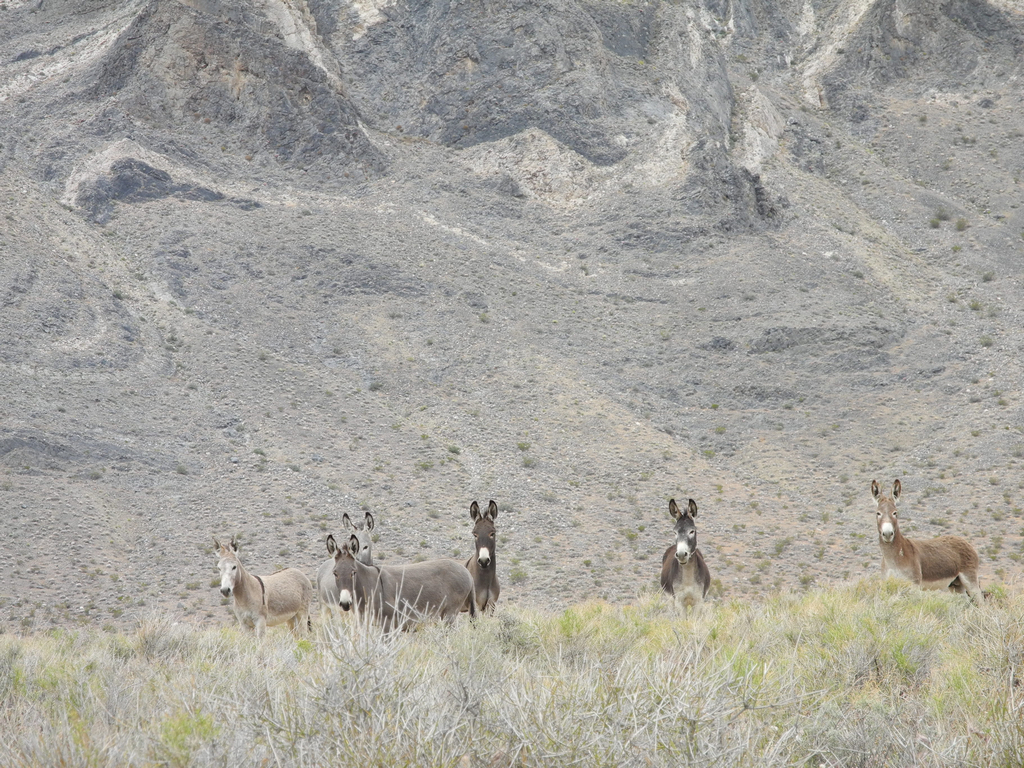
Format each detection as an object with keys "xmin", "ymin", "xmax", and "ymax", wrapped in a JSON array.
[{"xmin": 1, "ymin": 0, "xmax": 1022, "ymax": 632}]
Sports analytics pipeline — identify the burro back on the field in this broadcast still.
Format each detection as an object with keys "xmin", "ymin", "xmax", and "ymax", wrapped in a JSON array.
[{"xmin": 333, "ymin": 534, "xmax": 476, "ymax": 632}]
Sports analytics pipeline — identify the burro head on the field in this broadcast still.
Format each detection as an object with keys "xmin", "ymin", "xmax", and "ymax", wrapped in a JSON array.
[
  {"xmin": 469, "ymin": 500, "xmax": 498, "ymax": 569},
  {"xmin": 871, "ymin": 479, "xmax": 902, "ymax": 544},
  {"xmin": 214, "ymin": 537, "xmax": 241, "ymax": 597},
  {"xmin": 331, "ymin": 533, "xmax": 360, "ymax": 612},
  {"xmin": 669, "ymin": 498, "xmax": 699, "ymax": 564}
]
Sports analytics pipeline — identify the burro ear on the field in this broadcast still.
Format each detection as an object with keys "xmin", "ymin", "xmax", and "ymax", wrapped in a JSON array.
[
  {"xmin": 871, "ymin": 480, "xmax": 881, "ymax": 504},
  {"xmin": 364, "ymin": 511, "xmax": 375, "ymax": 531},
  {"xmin": 230, "ymin": 537, "xmax": 239, "ymax": 553},
  {"xmin": 487, "ymin": 500, "xmax": 498, "ymax": 520},
  {"xmin": 326, "ymin": 534, "xmax": 337, "ymax": 556},
  {"xmin": 342, "ymin": 512, "xmax": 353, "ymax": 530},
  {"xmin": 470, "ymin": 501, "xmax": 481, "ymax": 522},
  {"xmin": 892, "ymin": 479, "xmax": 901, "ymax": 501},
  {"xmin": 669, "ymin": 498, "xmax": 682, "ymax": 519},
  {"xmin": 348, "ymin": 534, "xmax": 360, "ymax": 555},
  {"xmin": 687, "ymin": 498, "xmax": 698, "ymax": 518}
]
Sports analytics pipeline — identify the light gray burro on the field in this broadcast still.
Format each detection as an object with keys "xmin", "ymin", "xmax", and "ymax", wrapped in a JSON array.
[
  {"xmin": 316, "ymin": 511, "xmax": 374, "ymax": 618},
  {"xmin": 462, "ymin": 499, "xmax": 500, "ymax": 614},
  {"xmin": 871, "ymin": 479, "xmax": 983, "ymax": 603},
  {"xmin": 660, "ymin": 498, "xmax": 712, "ymax": 616},
  {"xmin": 332, "ymin": 533, "xmax": 476, "ymax": 632},
  {"xmin": 215, "ymin": 537, "xmax": 313, "ymax": 637}
]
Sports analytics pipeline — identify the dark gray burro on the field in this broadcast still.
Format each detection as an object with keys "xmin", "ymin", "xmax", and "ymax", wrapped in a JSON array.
[
  {"xmin": 871, "ymin": 479, "xmax": 983, "ymax": 603},
  {"xmin": 333, "ymin": 533, "xmax": 476, "ymax": 632},
  {"xmin": 660, "ymin": 498, "xmax": 712, "ymax": 616},
  {"xmin": 316, "ymin": 512, "xmax": 374, "ymax": 619},
  {"xmin": 463, "ymin": 500, "xmax": 501, "ymax": 614}
]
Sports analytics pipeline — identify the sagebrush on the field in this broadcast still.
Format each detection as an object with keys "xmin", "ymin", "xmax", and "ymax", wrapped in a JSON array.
[{"xmin": 0, "ymin": 580, "xmax": 1021, "ymax": 767}]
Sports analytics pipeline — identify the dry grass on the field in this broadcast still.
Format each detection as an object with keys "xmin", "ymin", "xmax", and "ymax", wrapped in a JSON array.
[{"xmin": 0, "ymin": 580, "xmax": 1022, "ymax": 766}]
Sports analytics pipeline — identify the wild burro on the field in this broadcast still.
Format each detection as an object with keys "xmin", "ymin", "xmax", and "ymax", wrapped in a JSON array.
[
  {"xmin": 214, "ymin": 537, "xmax": 313, "ymax": 638},
  {"xmin": 660, "ymin": 498, "xmax": 711, "ymax": 616},
  {"xmin": 332, "ymin": 534, "xmax": 476, "ymax": 632},
  {"xmin": 871, "ymin": 479, "xmax": 983, "ymax": 603},
  {"xmin": 317, "ymin": 511, "xmax": 374, "ymax": 619},
  {"xmin": 463, "ymin": 500, "xmax": 500, "ymax": 614}
]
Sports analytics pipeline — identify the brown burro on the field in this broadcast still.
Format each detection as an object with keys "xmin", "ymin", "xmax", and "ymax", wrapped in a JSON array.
[
  {"xmin": 660, "ymin": 498, "xmax": 711, "ymax": 616},
  {"xmin": 871, "ymin": 479, "xmax": 983, "ymax": 603},
  {"xmin": 333, "ymin": 533, "xmax": 476, "ymax": 632},
  {"xmin": 214, "ymin": 537, "xmax": 313, "ymax": 638}
]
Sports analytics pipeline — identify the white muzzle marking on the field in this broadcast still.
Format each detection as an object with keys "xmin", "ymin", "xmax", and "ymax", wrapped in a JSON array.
[
  {"xmin": 676, "ymin": 542, "xmax": 691, "ymax": 564},
  {"xmin": 478, "ymin": 546, "xmax": 491, "ymax": 568},
  {"xmin": 880, "ymin": 522, "xmax": 895, "ymax": 543},
  {"xmin": 338, "ymin": 589, "xmax": 352, "ymax": 611}
]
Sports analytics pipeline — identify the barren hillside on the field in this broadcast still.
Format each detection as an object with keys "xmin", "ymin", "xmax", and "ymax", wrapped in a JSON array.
[{"xmin": 1, "ymin": 0, "xmax": 1022, "ymax": 632}]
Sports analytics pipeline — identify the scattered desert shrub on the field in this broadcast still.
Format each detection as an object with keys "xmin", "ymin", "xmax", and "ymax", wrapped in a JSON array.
[{"xmin": 0, "ymin": 584, "xmax": 1021, "ymax": 766}]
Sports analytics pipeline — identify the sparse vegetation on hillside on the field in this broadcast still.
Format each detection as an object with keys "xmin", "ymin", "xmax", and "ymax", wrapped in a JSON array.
[
  {"xmin": 1, "ymin": 581, "xmax": 1021, "ymax": 766},
  {"xmin": 3, "ymin": 0, "xmax": 1024, "ymax": 632}
]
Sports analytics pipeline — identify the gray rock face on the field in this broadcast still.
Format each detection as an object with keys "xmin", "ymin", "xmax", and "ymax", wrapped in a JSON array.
[
  {"xmin": 821, "ymin": 0, "xmax": 1024, "ymax": 119},
  {"xmin": 76, "ymin": 159, "xmax": 230, "ymax": 223},
  {"xmin": 327, "ymin": 0, "xmax": 697, "ymax": 163},
  {"xmin": 8, "ymin": 0, "xmax": 385, "ymax": 183}
]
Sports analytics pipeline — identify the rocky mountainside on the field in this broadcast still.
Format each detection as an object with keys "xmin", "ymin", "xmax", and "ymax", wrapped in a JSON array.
[{"xmin": 1, "ymin": 0, "xmax": 1022, "ymax": 632}]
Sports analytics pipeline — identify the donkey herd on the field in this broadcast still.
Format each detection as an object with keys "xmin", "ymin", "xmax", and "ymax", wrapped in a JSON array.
[{"xmin": 214, "ymin": 480, "xmax": 985, "ymax": 638}]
